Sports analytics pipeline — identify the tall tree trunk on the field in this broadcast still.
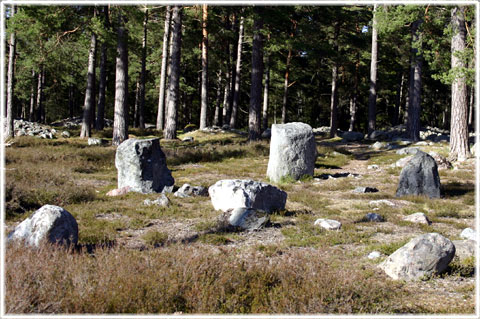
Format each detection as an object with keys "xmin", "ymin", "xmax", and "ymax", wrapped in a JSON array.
[
  {"xmin": 329, "ymin": 21, "xmax": 340, "ymax": 138},
  {"xmin": 393, "ymin": 72, "xmax": 405, "ymax": 126},
  {"xmin": 213, "ymin": 71, "xmax": 222, "ymax": 126},
  {"xmin": 407, "ymin": 19, "xmax": 423, "ymax": 142},
  {"xmin": 164, "ymin": 5, "xmax": 183, "ymax": 140},
  {"xmin": 164, "ymin": 21, "xmax": 175, "ymax": 121},
  {"xmin": 468, "ymin": 86, "xmax": 474, "ymax": 130},
  {"xmin": 80, "ymin": 30, "xmax": 97, "ymax": 138},
  {"xmin": 229, "ymin": 15, "xmax": 244, "ymax": 129},
  {"xmin": 36, "ymin": 67, "xmax": 44, "ymax": 124},
  {"xmin": 69, "ymin": 84, "xmax": 74, "ymax": 119},
  {"xmin": 248, "ymin": 15, "xmax": 264, "ymax": 141},
  {"xmin": 95, "ymin": 6, "xmax": 109, "ymax": 131},
  {"xmin": 281, "ymin": 48, "xmax": 292, "ymax": 124},
  {"xmin": 225, "ymin": 13, "xmax": 237, "ymax": 125},
  {"xmin": 222, "ymin": 66, "xmax": 230, "ymax": 125},
  {"xmin": 367, "ymin": 4, "xmax": 378, "ymax": 135},
  {"xmin": 349, "ymin": 55, "xmax": 359, "ymax": 131},
  {"xmin": 262, "ymin": 55, "xmax": 270, "ymax": 131},
  {"xmin": 112, "ymin": 12, "xmax": 129, "ymax": 146},
  {"xmin": 156, "ymin": 6, "xmax": 172, "ymax": 130},
  {"xmin": 133, "ymin": 79, "xmax": 140, "ymax": 127},
  {"xmin": 6, "ymin": 5, "xmax": 16, "ymax": 138},
  {"xmin": 199, "ymin": 4, "xmax": 208, "ymax": 130},
  {"xmin": 450, "ymin": 6, "xmax": 470, "ymax": 161},
  {"xmin": 137, "ymin": 8, "xmax": 148, "ymax": 129},
  {"xmin": 29, "ymin": 70, "xmax": 36, "ymax": 122}
]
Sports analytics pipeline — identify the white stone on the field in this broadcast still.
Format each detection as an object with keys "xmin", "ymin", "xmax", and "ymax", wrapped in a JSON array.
[
  {"xmin": 402, "ymin": 212, "xmax": 431, "ymax": 225},
  {"xmin": 266, "ymin": 122, "xmax": 317, "ymax": 182},
  {"xmin": 460, "ymin": 228, "xmax": 476, "ymax": 241},
  {"xmin": 368, "ymin": 251, "xmax": 382, "ymax": 259},
  {"xmin": 208, "ymin": 179, "xmax": 287, "ymax": 213},
  {"xmin": 227, "ymin": 207, "xmax": 269, "ymax": 231},
  {"xmin": 144, "ymin": 193, "xmax": 170, "ymax": 207},
  {"xmin": 369, "ymin": 199, "xmax": 395, "ymax": 207},
  {"xmin": 314, "ymin": 218, "xmax": 342, "ymax": 230}
]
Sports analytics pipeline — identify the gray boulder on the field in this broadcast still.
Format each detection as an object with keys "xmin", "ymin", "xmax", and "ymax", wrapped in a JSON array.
[
  {"xmin": 396, "ymin": 151, "xmax": 441, "ymax": 198},
  {"xmin": 368, "ymin": 130, "xmax": 387, "ymax": 140},
  {"xmin": 460, "ymin": 228, "xmax": 476, "ymax": 241},
  {"xmin": 174, "ymin": 183, "xmax": 208, "ymax": 198},
  {"xmin": 61, "ymin": 131, "xmax": 71, "ymax": 138},
  {"xmin": 144, "ymin": 193, "xmax": 170, "ymax": 207},
  {"xmin": 266, "ymin": 122, "xmax": 317, "ymax": 182},
  {"xmin": 341, "ymin": 131, "xmax": 364, "ymax": 142},
  {"xmin": 7, "ymin": 205, "xmax": 78, "ymax": 247},
  {"xmin": 220, "ymin": 207, "xmax": 269, "ymax": 231},
  {"xmin": 364, "ymin": 212, "xmax": 384, "ymax": 222},
  {"xmin": 396, "ymin": 147, "xmax": 420, "ymax": 155},
  {"xmin": 209, "ymin": 179, "xmax": 287, "ymax": 213},
  {"xmin": 115, "ymin": 138, "xmax": 174, "ymax": 194},
  {"xmin": 314, "ymin": 218, "xmax": 342, "ymax": 230},
  {"xmin": 402, "ymin": 212, "xmax": 431, "ymax": 225},
  {"xmin": 379, "ymin": 233, "xmax": 455, "ymax": 281},
  {"xmin": 261, "ymin": 128, "xmax": 271, "ymax": 139},
  {"xmin": 452, "ymin": 240, "xmax": 475, "ymax": 260},
  {"xmin": 428, "ymin": 151, "xmax": 453, "ymax": 170}
]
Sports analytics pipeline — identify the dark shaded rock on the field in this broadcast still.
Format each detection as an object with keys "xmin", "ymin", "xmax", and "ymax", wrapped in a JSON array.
[
  {"xmin": 219, "ymin": 207, "xmax": 269, "ymax": 231},
  {"xmin": 354, "ymin": 186, "xmax": 378, "ymax": 193},
  {"xmin": 341, "ymin": 131, "xmax": 364, "ymax": 142},
  {"xmin": 396, "ymin": 151, "xmax": 441, "ymax": 198}
]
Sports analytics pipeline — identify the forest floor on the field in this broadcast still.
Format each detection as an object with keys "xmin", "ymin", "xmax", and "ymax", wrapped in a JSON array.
[{"xmin": 4, "ymin": 127, "xmax": 476, "ymax": 314}]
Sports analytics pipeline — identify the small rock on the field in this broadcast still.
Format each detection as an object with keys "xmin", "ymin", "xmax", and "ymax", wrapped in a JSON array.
[
  {"xmin": 371, "ymin": 141, "xmax": 387, "ymax": 150},
  {"xmin": 341, "ymin": 131, "xmax": 364, "ymax": 142},
  {"xmin": 403, "ymin": 212, "xmax": 431, "ymax": 225},
  {"xmin": 396, "ymin": 147, "xmax": 419, "ymax": 155},
  {"xmin": 460, "ymin": 228, "xmax": 476, "ymax": 241},
  {"xmin": 61, "ymin": 131, "xmax": 71, "ymax": 138},
  {"xmin": 365, "ymin": 212, "xmax": 384, "ymax": 222},
  {"xmin": 221, "ymin": 207, "xmax": 269, "ymax": 231},
  {"xmin": 369, "ymin": 199, "xmax": 395, "ymax": 207},
  {"xmin": 314, "ymin": 218, "xmax": 342, "ymax": 230},
  {"xmin": 415, "ymin": 141, "xmax": 429, "ymax": 146},
  {"xmin": 182, "ymin": 136, "xmax": 194, "ymax": 142},
  {"xmin": 452, "ymin": 240, "xmax": 475, "ymax": 260},
  {"xmin": 143, "ymin": 193, "xmax": 170, "ymax": 207},
  {"xmin": 88, "ymin": 138, "xmax": 107, "ymax": 146},
  {"xmin": 368, "ymin": 251, "xmax": 382, "ymax": 259},
  {"xmin": 367, "ymin": 164, "xmax": 379, "ymax": 170},
  {"xmin": 174, "ymin": 183, "xmax": 208, "ymax": 198},
  {"xmin": 106, "ymin": 186, "xmax": 131, "ymax": 197},
  {"xmin": 354, "ymin": 186, "xmax": 379, "ymax": 193},
  {"xmin": 428, "ymin": 151, "xmax": 453, "ymax": 170},
  {"xmin": 261, "ymin": 128, "xmax": 271, "ymax": 139}
]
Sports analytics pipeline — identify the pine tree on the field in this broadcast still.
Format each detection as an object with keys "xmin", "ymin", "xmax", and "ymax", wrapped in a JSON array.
[{"xmin": 248, "ymin": 14, "xmax": 264, "ymax": 141}]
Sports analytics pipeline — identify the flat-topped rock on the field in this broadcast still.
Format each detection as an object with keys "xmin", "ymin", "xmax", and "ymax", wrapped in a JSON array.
[
  {"xmin": 115, "ymin": 138, "xmax": 174, "ymax": 194},
  {"xmin": 267, "ymin": 122, "xmax": 317, "ymax": 182},
  {"xmin": 209, "ymin": 179, "xmax": 287, "ymax": 213},
  {"xmin": 314, "ymin": 218, "xmax": 342, "ymax": 230},
  {"xmin": 403, "ymin": 212, "xmax": 431, "ymax": 225}
]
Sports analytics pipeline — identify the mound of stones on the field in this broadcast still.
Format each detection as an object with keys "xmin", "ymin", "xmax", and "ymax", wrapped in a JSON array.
[
  {"xmin": 379, "ymin": 233, "xmax": 455, "ymax": 281},
  {"xmin": 174, "ymin": 183, "xmax": 208, "ymax": 198},
  {"xmin": 115, "ymin": 138, "xmax": 174, "ymax": 194},
  {"xmin": 9, "ymin": 119, "xmax": 57, "ymax": 139},
  {"xmin": 396, "ymin": 151, "xmax": 441, "ymax": 198},
  {"xmin": 210, "ymin": 179, "xmax": 287, "ymax": 231},
  {"xmin": 7, "ymin": 205, "xmax": 78, "ymax": 247},
  {"xmin": 51, "ymin": 116, "xmax": 113, "ymax": 128},
  {"xmin": 267, "ymin": 122, "xmax": 317, "ymax": 183}
]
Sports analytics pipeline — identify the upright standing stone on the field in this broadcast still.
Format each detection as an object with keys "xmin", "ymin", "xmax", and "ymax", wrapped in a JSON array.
[
  {"xmin": 267, "ymin": 122, "xmax": 317, "ymax": 182},
  {"xmin": 7, "ymin": 205, "xmax": 78, "ymax": 247},
  {"xmin": 396, "ymin": 151, "xmax": 441, "ymax": 198},
  {"xmin": 115, "ymin": 138, "xmax": 174, "ymax": 193}
]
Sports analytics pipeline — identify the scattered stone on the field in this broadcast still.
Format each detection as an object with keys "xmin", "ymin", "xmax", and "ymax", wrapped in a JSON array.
[
  {"xmin": 61, "ymin": 131, "xmax": 71, "ymax": 138},
  {"xmin": 261, "ymin": 128, "xmax": 271, "ymax": 139},
  {"xmin": 220, "ymin": 207, "xmax": 269, "ymax": 231},
  {"xmin": 182, "ymin": 136, "xmax": 194, "ymax": 142},
  {"xmin": 396, "ymin": 151, "xmax": 441, "ymax": 198},
  {"xmin": 314, "ymin": 218, "xmax": 342, "ymax": 230},
  {"xmin": 143, "ymin": 193, "xmax": 170, "ymax": 207},
  {"xmin": 88, "ymin": 138, "xmax": 107, "ymax": 146},
  {"xmin": 174, "ymin": 183, "xmax": 208, "ymax": 198},
  {"xmin": 393, "ymin": 155, "xmax": 413, "ymax": 168},
  {"xmin": 368, "ymin": 251, "xmax": 382, "ymax": 259},
  {"xmin": 396, "ymin": 147, "xmax": 419, "ymax": 155},
  {"xmin": 267, "ymin": 122, "xmax": 317, "ymax": 183},
  {"xmin": 221, "ymin": 124, "xmax": 230, "ymax": 130},
  {"xmin": 341, "ymin": 131, "xmax": 364, "ymax": 142},
  {"xmin": 116, "ymin": 138, "xmax": 175, "ymax": 194},
  {"xmin": 460, "ymin": 228, "xmax": 476, "ymax": 241},
  {"xmin": 428, "ymin": 151, "xmax": 453, "ymax": 170},
  {"xmin": 209, "ymin": 179, "xmax": 287, "ymax": 213},
  {"xmin": 106, "ymin": 186, "xmax": 131, "ymax": 197},
  {"xmin": 354, "ymin": 186, "xmax": 378, "ymax": 193},
  {"xmin": 433, "ymin": 135, "xmax": 449, "ymax": 143},
  {"xmin": 402, "ymin": 212, "xmax": 432, "ymax": 225},
  {"xmin": 415, "ymin": 141, "xmax": 429, "ymax": 146},
  {"xmin": 368, "ymin": 130, "xmax": 387, "ymax": 140},
  {"xmin": 7, "ymin": 205, "xmax": 78, "ymax": 247},
  {"xmin": 379, "ymin": 233, "xmax": 455, "ymax": 281},
  {"xmin": 452, "ymin": 240, "xmax": 475, "ymax": 260},
  {"xmin": 369, "ymin": 199, "xmax": 395, "ymax": 207},
  {"xmin": 371, "ymin": 141, "xmax": 387, "ymax": 150},
  {"xmin": 367, "ymin": 164, "xmax": 379, "ymax": 170},
  {"xmin": 365, "ymin": 212, "xmax": 384, "ymax": 222},
  {"xmin": 51, "ymin": 117, "xmax": 113, "ymax": 128}
]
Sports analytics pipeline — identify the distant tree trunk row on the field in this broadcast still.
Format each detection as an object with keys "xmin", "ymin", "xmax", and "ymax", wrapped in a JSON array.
[{"xmin": 6, "ymin": 5, "xmax": 16, "ymax": 139}]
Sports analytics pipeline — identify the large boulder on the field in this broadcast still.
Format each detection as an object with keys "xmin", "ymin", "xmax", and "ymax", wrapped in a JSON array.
[
  {"xmin": 115, "ymin": 138, "xmax": 174, "ymax": 194},
  {"xmin": 452, "ymin": 240, "xmax": 475, "ymax": 260},
  {"xmin": 266, "ymin": 122, "xmax": 317, "ymax": 183},
  {"xmin": 209, "ymin": 179, "xmax": 287, "ymax": 213},
  {"xmin": 341, "ymin": 131, "xmax": 364, "ymax": 142},
  {"xmin": 379, "ymin": 233, "xmax": 455, "ymax": 281},
  {"xmin": 7, "ymin": 205, "xmax": 78, "ymax": 247},
  {"xmin": 396, "ymin": 151, "xmax": 441, "ymax": 198}
]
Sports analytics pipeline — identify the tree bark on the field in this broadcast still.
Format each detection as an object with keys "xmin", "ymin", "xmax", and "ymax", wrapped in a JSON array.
[
  {"xmin": 213, "ymin": 71, "xmax": 222, "ymax": 126},
  {"xmin": 95, "ymin": 6, "xmax": 109, "ymax": 131},
  {"xmin": 407, "ymin": 19, "xmax": 423, "ymax": 142},
  {"xmin": 200, "ymin": 4, "xmax": 208, "ymax": 130},
  {"xmin": 156, "ymin": 6, "xmax": 172, "ymax": 130},
  {"xmin": 164, "ymin": 5, "xmax": 183, "ymax": 140},
  {"xmin": 367, "ymin": 4, "xmax": 378, "ymax": 135},
  {"xmin": 248, "ymin": 15, "xmax": 264, "ymax": 141},
  {"xmin": 6, "ymin": 5, "xmax": 16, "ymax": 138},
  {"xmin": 349, "ymin": 55, "xmax": 359, "ymax": 131},
  {"xmin": 393, "ymin": 72, "xmax": 405, "ymax": 126},
  {"xmin": 281, "ymin": 48, "xmax": 292, "ymax": 124},
  {"xmin": 80, "ymin": 30, "xmax": 97, "ymax": 138},
  {"xmin": 137, "ymin": 8, "xmax": 148, "ymax": 129},
  {"xmin": 36, "ymin": 67, "xmax": 44, "ymax": 124},
  {"xmin": 329, "ymin": 21, "xmax": 340, "ymax": 138},
  {"xmin": 225, "ymin": 13, "xmax": 237, "ymax": 126},
  {"xmin": 450, "ymin": 6, "xmax": 470, "ymax": 161},
  {"xmin": 222, "ymin": 66, "xmax": 230, "ymax": 125},
  {"xmin": 468, "ymin": 86, "xmax": 474, "ymax": 130},
  {"xmin": 112, "ymin": 12, "xmax": 129, "ymax": 146},
  {"xmin": 262, "ymin": 55, "xmax": 270, "ymax": 131},
  {"xmin": 229, "ymin": 15, "xmax": 244, "ymax": 129},
  {"xmin": 29, "ymin": 70, "xmax": 36, "ymax": 122}
]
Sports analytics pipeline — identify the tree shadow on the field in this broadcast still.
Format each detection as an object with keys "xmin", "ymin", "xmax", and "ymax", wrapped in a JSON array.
[{"xmin": 442, "ymin": 182, "xmax": 475, "ymax": 198}]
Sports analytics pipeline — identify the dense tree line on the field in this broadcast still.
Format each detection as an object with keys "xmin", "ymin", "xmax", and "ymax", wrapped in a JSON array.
[{"xmin": 4, "ymin": 5, "xmax": 476, "ymax": 160}]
